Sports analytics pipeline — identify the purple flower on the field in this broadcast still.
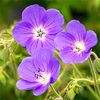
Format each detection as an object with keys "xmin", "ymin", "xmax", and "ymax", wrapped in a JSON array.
[
  {"xmin": 16, "ymin": 48, "xmax": 60, "ymax": 96},
  {"xmin": 54, "ymin": 20, "xmax": 97, "ymax": 64},
  {"xmin": 13, "ymin": 4, "xmax": 64, "ymax": 56}
]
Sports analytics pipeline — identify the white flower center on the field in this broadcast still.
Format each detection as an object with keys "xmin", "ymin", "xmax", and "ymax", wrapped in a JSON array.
[
  {"xmin": 34, "ymin": 68, "xmax": 50, "ymax": 85},
  {"xmin": 32, "ymin": 26, "xmax": 47, "ymax": 41},
  {"xmin": 72, "ymin": 41, "xmax": 85, "ymax": 53},
  {"xmin": 37, "ymin": 72, "xmax": 50, "ymax": 85}
]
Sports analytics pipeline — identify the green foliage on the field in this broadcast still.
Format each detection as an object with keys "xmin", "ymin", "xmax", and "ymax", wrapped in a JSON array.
[{"xmin": 68, "ymin": 89, "xmax": 76, "ymax": 100}]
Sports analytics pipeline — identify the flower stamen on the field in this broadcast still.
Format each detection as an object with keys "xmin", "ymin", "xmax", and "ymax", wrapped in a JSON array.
[
  {"xmin": 34, "ymin": 68, "xmax": 50, "ymax": 84},
  {"xmin": 37, "ymin": 29, "xmax": 45, "ymax": 38},
  {"xmin": 72, "ymin": 41, "xmax": 85, "ymax": 53}
]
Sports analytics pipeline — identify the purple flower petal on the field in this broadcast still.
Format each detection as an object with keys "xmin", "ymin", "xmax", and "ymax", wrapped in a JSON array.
[
  {"xmin": 59, "ymin": 47, "xmax": 91, "ymax": 64},
  {"xmin": 59, "ymin": 47, "xmax": 77, "ymax": 64},
  {"xmin": 54, "ymin": 31, "xmax": 76, "ymax": 50},
  {"xmin": 48, "ymin": 57, "xmax": 60, "ymax": 83},
  {"xmin": 33, "ymin": 82, "xmax": 49, "ymax": 96},
  {"xmin": 22, "ymin": 4, "xmax": 46, "ymax": 27},
  {"xmin": 26, "ymin": 38, "xmax": 42, "ymax": 56},
  {"xmin": 42, "ymin": 9, "xmax": 64, "ymax": 34},
  {"xmin": 18, "ymin": 57, "xmax": 39, "ymax": 82},
  {"xmin": 43, "ymin": 34, "xmax": 56, "ymax": 50},
  {"xmin": 33, "ymin": 48, "xmax": 54, "ymax": 72},
  {"xmin": 73, "ymin": 50, "xmax": 91, "ymax": 63},
  {"xmin": 13, "ymin": 21, "xmax": 34, "ymax": 46},
  {"xmin": 66, "ymin": 20, "xmax": 86, "ymax": 42},
  {"xmin": 85, "ymin": 30, "xmax": 97, "ymax": 51},
  {"xmin": 16, "ymin": 79, "xmax": 42, "ymax": 90}
]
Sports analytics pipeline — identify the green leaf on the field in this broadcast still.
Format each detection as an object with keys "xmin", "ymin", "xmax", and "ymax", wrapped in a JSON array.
[
  {"xmin": 94, "ymin": 59, "xmax": 100, "ymax": 73},
  {"xmin": 0, "ymin": 73, "xmax": 6, "ymax": 85},
  {"xmin": 68, "ymin": 89, "xmax": 76, "ymax": 100},
  {"xmin": 1, "ymin": 49, "xmax": 9, "ymax": 62},
  {"xmin": 74, "ymin": 86, "xmax": 79, "ymax": 94}
]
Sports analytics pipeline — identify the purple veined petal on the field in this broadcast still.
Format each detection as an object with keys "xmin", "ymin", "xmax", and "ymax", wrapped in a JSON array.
[
  {"xmin": 22, "ymin": 4, "xmax": 46, "ymax": 28},
  {"xmin": 16, "ymin": 79, "xmax": 42, "ymax": 90},
  {"xmin": 84, "ymin": 30, "xmax": 97, "ymax": 51},
  {"xmin": 43, "ymin": 34, "xmax": 56, "ymax": 50},
  {"xmin": 33, "ymin": 82, "xmax": 50, "ymax": 96},
  {"xmin": 13, "ymin": 21, "xmax": 34, "ymax": 46},
  {"xmin": 66, "ymin": 20, "xmax": 86, "ymax": 42},
  {"xmin": 18, "ymin": 57, "xmax": 39, "ymax": 82},
  {"xmin": 73, "ymin": 50, "xmax": 91, "ymax": 63},
  {"xmin": 41, "ymin": 9, "xmax": 64, "ymax": 34},
  {"xmin": 33, "ymin": 48, "xmax": 54, "ymax": 72},
  {"xmin": 54, "ymin": 31, "xmax": 76, "ymax": 50},
  {"xmin": 59, "ymin": 47, "xmax": 77, "ymax": 64},
  {"xmin": 26, "ymin": 37, "xmax": 42, "ymax": 56},
  {"xmin": 48, "ymin": 57, "xmax": 60, "ymax": 83}
]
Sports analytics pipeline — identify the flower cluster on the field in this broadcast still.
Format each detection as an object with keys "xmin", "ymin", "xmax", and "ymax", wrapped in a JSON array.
[{"xmin": 13, "ymin": 4, "xmax": 97, "ymax": 96}]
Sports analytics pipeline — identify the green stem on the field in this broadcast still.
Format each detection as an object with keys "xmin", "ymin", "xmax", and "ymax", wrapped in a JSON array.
[
  {"xmin": 54, "ymin": 50, "xmax": 59, "ymax": 55},
  {"xmin": 71, "ymin": 63, "xmax": 100, "ymax": 100},
  {"xmin": 61, "ymin": 78, "xmax": 93, "ymax": 95},
  {"xmin": 61, "ymin": 80, "xmax": 74, "ymax": 96},
  {"xmin": 91, "ymin": 51, "xmax": 98, "ymax": 60},
  {"xmin": 50, "ymin": 84, "xmax": 62, "ymax": 99},
  {"xmin": 88, "ymin": 56, "xmax": 100, "ymax": 98},
  {"xmin": 71, "ymin": 63, "xmax": 83, "ymax": 77},
  {"xmin": 58, "ymin": 65, "xmax": 68, "ymax": 81},
  {"xmin": 75, "ymin": 78, "xmax": 93, "ymax": 83}
]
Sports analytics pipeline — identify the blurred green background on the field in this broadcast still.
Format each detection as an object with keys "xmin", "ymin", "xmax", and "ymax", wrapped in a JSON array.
[{"xmin": 0, "ymin": 0, "xmax": 100, "ymax": 100}]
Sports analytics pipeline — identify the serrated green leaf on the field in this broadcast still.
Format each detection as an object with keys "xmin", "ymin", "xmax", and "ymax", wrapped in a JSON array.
[{"xmin": 1, "ymin": 49, "xmax": 9, "ymax": 62}]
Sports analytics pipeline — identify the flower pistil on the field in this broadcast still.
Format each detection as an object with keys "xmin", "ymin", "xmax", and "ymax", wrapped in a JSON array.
[
  {"xmin": 72, "ymin": 41, "xmax": 85, "ymax": 53},
  {"xmin": 37, "ymin": 29, "xmax": 45, "ymax": 38},
  {"xmin": 34, "ymin": 68, "xmax": 50, "ymax": 85}
]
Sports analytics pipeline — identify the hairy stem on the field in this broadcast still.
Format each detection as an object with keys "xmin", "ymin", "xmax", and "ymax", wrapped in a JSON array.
[
  {"xmin": 50, "ymin": 84, "xmax": 62, "ymax": 99},
  {"xmin": 91, "ymin": 51, "xmax": 98, "ymax": 60},
  {"xmin": 88, "ymin": 56, "xmax": 100, "ymax": 99},
  {"xmin": 61, "ymin": 78, "xmax": 93, "ymax": 95}
]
